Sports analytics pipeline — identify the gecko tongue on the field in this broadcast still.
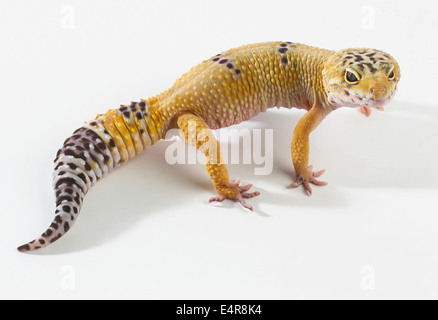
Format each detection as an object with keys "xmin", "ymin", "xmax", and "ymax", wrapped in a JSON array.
[{"xmin": 358, "ymin": 106, "xmax": 385, "ymax": 117}]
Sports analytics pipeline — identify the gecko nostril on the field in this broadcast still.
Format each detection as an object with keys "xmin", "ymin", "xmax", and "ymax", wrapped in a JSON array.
[{"xmin": 370, "ymin": 88, "xmax": 375, "ymax": 94}]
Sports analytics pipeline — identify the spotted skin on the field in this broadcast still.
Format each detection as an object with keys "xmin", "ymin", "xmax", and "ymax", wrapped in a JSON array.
[
  {"xmin": 18, "ymin": 41, "xmax": 400, "ymax": 252},
  {"xmin": 17, "ymin": 102, "xmax": 156, "ymax": 252}
]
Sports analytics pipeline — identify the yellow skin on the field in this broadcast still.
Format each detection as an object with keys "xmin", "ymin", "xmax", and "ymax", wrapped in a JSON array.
[
  {"xmin": 103, "ymin": 41, "xmax": 400, "ymax": 209},
  {"xmin": 17, "ymin": 41, "xmax": 401, "ymax": 252},
  {"xmin": 137, "ymin": 41, "xmax": 400, "ymax": 209}
]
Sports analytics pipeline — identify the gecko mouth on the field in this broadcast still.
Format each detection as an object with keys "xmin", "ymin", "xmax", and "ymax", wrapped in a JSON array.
[
  {"xmin": 327, "ymin": 91, "xmax": 390, "ymax": 109},
  {"xmin": 362, "ymin": 97, "xmax": 389, "ymax": 108}
]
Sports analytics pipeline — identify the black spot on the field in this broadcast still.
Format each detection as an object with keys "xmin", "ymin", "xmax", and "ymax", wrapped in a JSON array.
[
  {"xmin": 219, "ymin": 59, "xmax": 228, "ymax": 64},
  {"xmin": 345, "ymin": 56, "xmax": 353, "ymax": 59},
  {"xmin": 344, "ymin": 90, "xmax": 350, "ymax": 96},
  {"xmin": 135, "ymin": 112, "xmax": 142, "ymax": 120},
  {"xmin": 131, "ymin": 101, "xmax": 137, "ymax": 107},
  {"xmin": 71, "ymin": 134, "xmax": 81, "ymax": 140},
  {"xmin": 365, "ymin": 62, "xmax": 377, "ymax": 73},
  {"xmin": 55, "ymin": 177, "xmax": 84, "ymax": 192},
  {"xmin": 64, "ymin": 222, "xmax": 70, "ymax": 232},
  {"xmin": 39, "ymin": 239, "xmax": 45, "ymax": 245},
  {"xmin": 359, "ymin": 51, "xmax": 367, "ymax": 54},
  {"xmin": 62, "ymin": 205, "xmax": 71, "ymax": 213},
  {"xmin": 109, "ymin": 139, "xmax": 116, "ymax": 148},
  {"xmin": 139, "ymin": 128, "xmax": 145, "ymax": 135},
  {"xmin": 278, "ymin": 47, "xmax": 288, "ymax": 54},
  {"xmin": 67, "ymin": 163, "xmax": 77, "ymax": 170},
  {"xmin": 235, "ymin": 69, "xmax": 241, "ymax": 75},
  {"xmin": 103, "ymin": 155, "xmax": 110, "ymax": 164},
  {"xmin": 90, "ymin": 121, "xmax": 97, "ymax": 126},
  {"xmin": 226, "ymin": 63, "xmax": 233, "ymax": 69},
  {"xmin": 97, "ymin": 141, "xmax": 106, "ymax": 150},
  {"xmin": 120, "ymin": 106, "xmax": 128, "ymax": 112},
  {"xmin": 54, "ymin": 162, "xmax": 64, "ymax": 170},
  {"xmin": 73, "ymin": 207, "xmax": 78, "ymax": 214},
  {"xmin": 86, "ymin": 129, "xmax": 95, "ymax": 136},
  {"xmin": 77, "ymin": 173, "xmax": 87, "ymax": 183},
  {"xmin": 17, "ymin": 244, "xmax": 30, "ymax": 252},
  {"xmin": 104, "ymin": 129, "xmax": 109, "ymax": 135},
  {"xmin": 354, "ymin": 54, "xmax": 364, "ymax": 62},
  {"xmin": 123, "ymin": 111, "xmax": 131, "ymax": 118},
  {"xmin": 139, "ymin": 101, "xmax": 146, "ymax": 107},
  {"xmin": 50, "ymin": 234, "xmax": 63, "ymax": 243},
  {"xmin": 282, "ymin": 57, "xmax": 288, "ymax": 64},
  {"xmin": 65, "ymin": 188, "xmax": 73, "ymax": 194},
  {"xmin": 74, "ymin": 193, "xmax": 81, "ymax": 204},
  {"xmin": 85, "ymin": 163, "xmax": 92, "ymax": 171},
  {"xmin": 50, "ymin": 222, "xmax": 58, "ymax": 230},
  {"xmin": 45, "ymin": 229, "xmax": 53, "ymax": 236},
  {"xmin": 280, "ymin": 43, "xmax": 287, "ymax": 47},
  {"xmin": 57, "ymin": 196, "xmax": 73, "ymax": 206},
  {"xmin": 212, "ymin": 57, "xmax": 220, "ymax": 62}
]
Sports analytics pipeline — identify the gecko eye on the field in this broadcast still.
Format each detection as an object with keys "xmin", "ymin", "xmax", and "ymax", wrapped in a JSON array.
[
  {"xmin": 388, "ymin": 70, "xmax": 395, "ymax": 80},
  {"xmin": 345, "ymin": 71, "xmax": 359, "ymax": 84}
]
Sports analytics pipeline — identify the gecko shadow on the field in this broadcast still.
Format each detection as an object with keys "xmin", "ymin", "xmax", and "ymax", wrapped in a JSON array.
[{"xmin": 32, "ymin": 100, "xmax": 437, "ymax": 254}]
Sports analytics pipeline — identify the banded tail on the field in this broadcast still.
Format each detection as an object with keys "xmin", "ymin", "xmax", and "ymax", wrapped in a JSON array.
[{"xmin": 17, "ymin": 100, "xmax": 163, "ymax": 252}]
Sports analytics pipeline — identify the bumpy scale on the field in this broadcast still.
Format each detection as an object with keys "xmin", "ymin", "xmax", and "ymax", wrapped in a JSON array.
[{"xmin": 18, "ymin": 42, "xmax": 400, "ymax": 252}]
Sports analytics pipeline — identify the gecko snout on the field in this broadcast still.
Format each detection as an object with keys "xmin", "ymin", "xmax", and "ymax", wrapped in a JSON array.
[{"xmin": 368, "ymin": 85, "xmax": 388, "ymax": 101}]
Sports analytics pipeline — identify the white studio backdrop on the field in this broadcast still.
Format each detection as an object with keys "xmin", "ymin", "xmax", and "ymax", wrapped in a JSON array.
[{"xmin": 0, "ymin": 0, "xmax": 437, "ymax": 299}]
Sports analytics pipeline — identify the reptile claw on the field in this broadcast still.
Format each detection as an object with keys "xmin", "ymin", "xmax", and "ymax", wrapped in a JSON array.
[
  {"xmin": 288, "ymin": 165, "xmax": 328, "ymax": 195},
  {"xmin": 209, "ymin": 179, "xmax": 260, "ymax": 211}
]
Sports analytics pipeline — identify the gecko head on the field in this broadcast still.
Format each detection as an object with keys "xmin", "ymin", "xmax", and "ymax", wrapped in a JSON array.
[{"xmin": 322, "ymin": 48, "xmax": 400, "ymax": 110}]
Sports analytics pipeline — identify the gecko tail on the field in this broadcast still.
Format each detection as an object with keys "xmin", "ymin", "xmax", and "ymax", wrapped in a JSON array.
[
  {"xmin": 17, "ymin": 213, "xmax": 73, "ymax": 252},
  {"xmin": 17, "ymin": 99, "xmax": 159, "ymax": 252}
]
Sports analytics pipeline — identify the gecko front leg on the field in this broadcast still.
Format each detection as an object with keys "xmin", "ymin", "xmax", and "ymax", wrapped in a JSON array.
[{"xmin": 289, "ymin": 103, "xmax": 330, "ymax": 195}]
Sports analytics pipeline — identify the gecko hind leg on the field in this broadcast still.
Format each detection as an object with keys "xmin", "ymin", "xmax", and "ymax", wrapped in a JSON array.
[
  {"xmin": 209, "ymin": 178, "xmax": 260, "ymax": 211},
  {"xmin": 177, "ymin": 113, "xmax": 260, "ymax": 211}
]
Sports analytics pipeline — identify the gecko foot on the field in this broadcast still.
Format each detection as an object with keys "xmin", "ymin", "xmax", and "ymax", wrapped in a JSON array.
[
  {"xmin": 209, "ymin": 178, "xmax": 260, "ymax": 211},
  {"xmin": 288, "ymin": 165, "xmax": 327, "ymax": 196}
]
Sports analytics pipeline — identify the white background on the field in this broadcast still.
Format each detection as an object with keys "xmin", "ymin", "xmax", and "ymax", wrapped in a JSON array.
[{"xmin": 1, "ymin": 0, "xmax": 437, "ymax": 299}]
